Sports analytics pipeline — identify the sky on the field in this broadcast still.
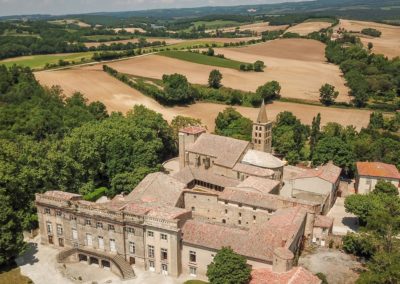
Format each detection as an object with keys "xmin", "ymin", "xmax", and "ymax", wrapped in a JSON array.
[{"xmin": 0, "ymin": 0, "xmax": 306, "ymax": 17}]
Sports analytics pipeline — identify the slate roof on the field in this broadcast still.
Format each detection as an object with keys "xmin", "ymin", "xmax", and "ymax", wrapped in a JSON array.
[
  {"xmin": 292, "ymin": 162, "xmax": 341, "ymax": 184},
  {"xmin": 250, "ymin": 267, "xmax": 321, "ymax": 284},
  {"xmin": 356, "ymin": 162, "xmax": 400, "ymax": 179},
  {"xmin": 182, "ymin": 207, "xmax": 307, "ymax": 262},
  {"xmin": 186, "ymin": 133, "xmax": 249, "ymax": 168},
  {"xmin": 242, "ymin": 150, "xmax": 285, "ymax": 169},
  {"xmin": 125, "ymin": 172, "xmax": 186, "ymax": 206}
]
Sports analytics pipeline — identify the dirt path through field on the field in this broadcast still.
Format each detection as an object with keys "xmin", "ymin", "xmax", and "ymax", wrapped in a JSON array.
[{"xmin": 35, "ymin": 67, "xmax": 370, "ymax": 130}]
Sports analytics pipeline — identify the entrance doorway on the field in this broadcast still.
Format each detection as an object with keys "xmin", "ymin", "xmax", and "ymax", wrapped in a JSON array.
[
  {"xmin": 58, "ymin": 238, "xmax": 64, "ymax": 247},
  {"xmin": 78, "ymin": 254, "xmax": 88, "ymax": 262},
  {"xmin": 161, "ymin": 264, "xmax": 168, "ymax": 275},
  {"xmin": 129, "ymin": 257, "xmax": 135, "ymax": 265},
  {"xmin": 101, "ymin": 260, "xmax": 111, "ymax": 270},
  {"xmin": 89, "ymin": 257, "xmax": 99, "ymax": 267},
  {"xmin": 48, "ymin": 235, "xmax": 53, "ymax": 244}
]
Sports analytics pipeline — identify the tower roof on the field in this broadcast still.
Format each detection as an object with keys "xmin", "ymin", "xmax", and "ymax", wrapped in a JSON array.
[{"xmin": 256, "ymin": 100, "xmax": 268, "ymax": 123}]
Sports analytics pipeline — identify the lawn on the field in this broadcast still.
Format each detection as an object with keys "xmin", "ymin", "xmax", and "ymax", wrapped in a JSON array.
[
  {"xmin": 0, "ymin": 267, "xmax": 32, "ymax": 284},
  {"xmin": 184, "ymin": 280, "xmax": 209, "ymax": 284},
  {"xmin": 0, "ymin": 52, "xmax": 95, "ymax": 70},
  {"xmin": 162, "ymin": 40, "xmax": 225, "ymax": 50},
  {"xmin": 158, "ymin": 50, "xmax": 247, "ymax": 70}
]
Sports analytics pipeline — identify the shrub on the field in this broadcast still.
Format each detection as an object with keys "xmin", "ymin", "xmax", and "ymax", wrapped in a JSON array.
[{"xmin": 361, "ymin": 28, "xmax": 382, "ymax": 37}]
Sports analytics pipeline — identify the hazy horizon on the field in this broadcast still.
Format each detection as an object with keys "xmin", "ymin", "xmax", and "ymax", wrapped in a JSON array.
[{"xmin": 0, "ymin": 0, "xmax": 309, "ymax": 17}]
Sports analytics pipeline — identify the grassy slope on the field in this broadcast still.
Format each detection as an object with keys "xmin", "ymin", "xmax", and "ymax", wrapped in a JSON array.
[
  {"xmin": 0, "ymin": 52, "xmax": 95, "ymax": 69},
  {"xmin": 83, "ymin": 34, "xmax": 134, "ymax": 41},
  {"xmin": 0, "ymin": 267, "xmax": 32, "ymax": 284},
  {"xmin": 158, "ymin": 50, "xmax": 247, "ymax": 70}
]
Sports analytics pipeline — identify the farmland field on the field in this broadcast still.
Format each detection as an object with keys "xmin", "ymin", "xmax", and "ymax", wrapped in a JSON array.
[
  {"xmin": 84, "ymin": 37, "xmax": 183, "ymax": 48},
  {"xmin": 0, "ymin": 52, "xmax": 95, "ymax": 69},
  {"xmin": 285, "ymin": 21, "xmax": 333, "ymax": 35},
  {"xmin": 158, "ymin": 50, "xmax": 248, "ymax": 70},
  {"xmin": 335, "ymin": 19, "xmax": 400, "ymax": 59},
  {"xmin": 217, "ymin": 22, "xmax": 289, "ymax": 35},
  {"xmin": 99, "ymin": 38, "xmax": 349, "ymax": 102},
  {"xmin": 34, "ymin": 65, "xmax": 370, "ymax": 130}
]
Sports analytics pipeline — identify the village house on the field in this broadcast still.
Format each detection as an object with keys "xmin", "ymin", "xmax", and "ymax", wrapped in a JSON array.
[{"xmin": 355, "ymin": 162, "xmax": 400, "ymax": 194}]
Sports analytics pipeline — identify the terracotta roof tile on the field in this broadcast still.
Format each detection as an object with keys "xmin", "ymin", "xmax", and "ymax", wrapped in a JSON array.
[
  {"xmin": 250, "ymin": 267, "xmax": 321, "ymax": 284},
  {"xmin": 44, "ymin": 191, "xmax": 81, "ymax": 201},
  {"xmin": 314, "ymin": 215, "xmax": 334, "ymax": 228},
  {"xmin": 186, "ymin": 133, "xmax": 249, "ymax": 168},
  {"xmin": 179, "ymin": 126, "xmax": 206, "ymax": 135},
  {"xmin": 292, "ymin": 162, "xmax": 341, "ymax": 184},
  {"xmin": 173, "ymin": 167, "xmax": 240, "ymax": 188},
  {"xmin": 237, "ymin": 176, "xmax": 280, "ymax": 194},
  {"xmin": 233, "ymin": 163, "xmax": 275, "ymax": 178},
  {"xmin": 356, "ymin": 162, "xmax": 400, "ymax": 179}
]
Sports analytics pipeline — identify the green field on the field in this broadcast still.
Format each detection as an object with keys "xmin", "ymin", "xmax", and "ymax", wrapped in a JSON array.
[
  {"xmin": 304, "ymin": 18, "xmax": 336, "ymax": 23},
  {"xmin": 83, "ymin": 34, "xmax": 134, "ymax": 41},
  {"xmin": 158, "ymin": 50, "xmax": 248, "ymax": 70},
  {"xmin": 193, "ymin": 20, "xmax": 241, "ymax": 29},
  {"xmin": 162, "ymin": 40, "xmax": 225, "ymax": 50},
  {"xmin": 0, "ymin": 52, "xmax": 95, "ymax": 70},
  {"xmin": 0, "ymin": 267, "xmax": 32, "ymax": 284}
]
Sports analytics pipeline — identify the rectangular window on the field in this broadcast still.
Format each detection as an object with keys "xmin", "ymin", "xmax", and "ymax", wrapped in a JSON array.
[
  {"xmin": 46, "ymin": 222, "xmax": 52, "ymax": 234},
  {"xmin": 72, "ymin": 229, "xmax": 78, "ymax": 240},
  {"xmin": 98, "ymin": 236, "xmax": 104, "ymax": 249},
  {"xmin": 147, "ymin": 231, "xmax": 154, "ymax": 237},
  {"xmin": 129, "ymin": 242, "xmax": 135, "ymax": 254},
  {"xmin": 110, "ymin": 239, "xmax": 116, "ymax": 252},
  {"xmin": 189, "ymin": 251, "xmax": 196, "ymax": 263},
  {"xmin": 108, "ymin": 224, "xmax": 115, "ymax": 232},
  {"xmin": 96, "ymin": 222, "xmax": 103, "ymax": 229},
  {"xmin": 85, "ymin": 219, "xmax": 91, "ymax": 226},
  {"xmin": 161, "ymin": 233, "xmax": 167, "ymax": 240},
  {"xmin": 86, "ymin": 234, "xmax": 93, "ymax": 247},
  {"xmin": 161, "ymin": 248, "xmax": 168, "ymax": 261},
  {"xmin": 70, "ymin": 215, "xmax": 77, "ymax": 221},
  {"xmin": 148, "ymin": 245, "xmax": 155, "ymax": 258},
  {"xmin": 56, "ymin": 224, "xmax": 63, "ymax": 236},
  {"xmin": 126, "ymin": 227, "xmax": 135, "ymax": 234},
  {"xmin": 149, "ymin": 260, "xmax": 155, "ymax": 270},
  {"xmin": 56, "ymin": 210, "xmax": 62, "ymax": 217},
  {"xmin": 190, "ymin": 266, "xmax": 197, "ymax": 277},
  {"xmin": 45, "ymin": 208, "xmax": 51, "ymax": 214}
]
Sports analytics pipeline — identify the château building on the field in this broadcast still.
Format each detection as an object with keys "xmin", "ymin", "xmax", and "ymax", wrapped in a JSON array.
[{"xmin": 35, "ymin": 104, "xmax": 324, "ymax": 283}]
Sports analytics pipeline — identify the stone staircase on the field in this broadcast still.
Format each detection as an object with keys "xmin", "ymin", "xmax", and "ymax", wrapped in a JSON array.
[
  {"xmin": 112, "ymin": 254, "xmax": 135, "ymax": 279},
  {"xmin": 57, "ymin": 248, "xmax": 77, "ymax": 263}
]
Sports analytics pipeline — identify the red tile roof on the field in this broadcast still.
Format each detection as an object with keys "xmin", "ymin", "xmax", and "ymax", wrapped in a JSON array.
[
  {"xmin": 250, "ymin": 267, "xmax": 321, "ymax": 284},
  {"xmin": 356, "ymin": 162, "xmax": 400, "ymax": 179},
  {"xmin": 182, "ymin": 207, "xmax": 307, "ymax": 262},
  {"xmin": 44, "ymin": 191, "xmax": 82, "ymax": 201},
  {"xmin": 293, "ymin": 163, "xmax": 341, "ymax": 184},
  {"xmin": 179, "ymin": 126, "xmax": 206, "ymax": 135}
]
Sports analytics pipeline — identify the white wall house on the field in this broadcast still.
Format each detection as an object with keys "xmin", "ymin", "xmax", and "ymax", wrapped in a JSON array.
[{"xmin": 355, "ymin": 162, "xmax": 400, "ymax": 195}]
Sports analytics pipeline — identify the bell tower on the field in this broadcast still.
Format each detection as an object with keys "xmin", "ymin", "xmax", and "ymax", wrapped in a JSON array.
[{"xmin": 252, "ymin": 100, "xmax": 272, "ymax": 153}]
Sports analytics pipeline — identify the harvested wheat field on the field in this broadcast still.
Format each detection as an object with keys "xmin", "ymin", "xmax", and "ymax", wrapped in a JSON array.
[
  {"xmin": 35, "ymin": 66, "xmax": 370, "ymax": 130},
  {"xmin": 100, "ymin": 38, "xmax": 349, "ymax": 102},
  {"xmin": 84, "ymin": 37, "xmax": 184, "ymax": 48},
  {"xmin": 286, "ymin": 21, "xmax": 332, "ymax": 36},
  {"xmin": 336, "ymin": 19, "xmax": 400, "ymax": 59},
  {"xmin": 216, "ymin": 22, "xmax": 288, "ymax": 35},
  {"xmin": 113, "ymin": 27, "xmax": 146, "ymax": 33}
]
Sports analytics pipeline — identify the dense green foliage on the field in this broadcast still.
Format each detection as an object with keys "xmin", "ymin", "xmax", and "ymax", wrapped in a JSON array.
[
  {"xmin": 361, "ymin": 28, "xmax": 382, "ymax": 38},
  {"xmin": 170, "ymin": 115, "xmax": 203, "ymax": 141},
  {"xmin": 206, "ymin": 247, "xmax": 251, "ymax": 284},
  {"xmin": 319, "ymin": 83, "xmax": 339, "ymax": 105},
  {"xmin": 209, "ymin": 69, "xmax": 223, "ymax": 89},
  {"xmin": 0, "ymin": 65, "xmax": 177, "ymax": 264},
  {"xmin": 344, "ymin": 185, "xmax": 400, "ymax": 282},
  {"xmin": 162, "ymin": 73, "xmax": 197, "ymax": 105},
  {"xmin": 215, "ymin": 107, "xmax": 252, "ymax": 141},
  {"xmin": 272, "ymin": 112, "xmax": 310, "ymax": 164},
  {"xmin": 256, "ymin": 81, "xmax": 281, "ymax": 102},
  {"xmin": 325, "ymin": 35, "xmax": 400, "ymax": 110}
]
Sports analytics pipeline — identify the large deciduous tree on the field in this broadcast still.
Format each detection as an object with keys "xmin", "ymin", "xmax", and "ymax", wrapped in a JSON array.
[
  {"xmin": 207, "ymin": 247, "xmax": 251, "ymax": 284},
  {"xmin": 256, "ymin": 81, "xmax": 281, "ymax": 102},
  {"xmin": 208, "ymin": 69, "xmax": 223, "ymax": 89},
  {"xmin": 319, "ymin": 83, "xmax": 339, "ymax": 105},
  {"xmin": 215, "ymin": 107, "xmax": 252, "ymax": 141}
]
